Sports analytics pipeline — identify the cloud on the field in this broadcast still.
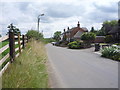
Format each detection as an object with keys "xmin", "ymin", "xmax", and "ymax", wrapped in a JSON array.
[
  {"xmin": 93, "ymin": 2, "xmax": 118, "ymax": 13},
  {"xmin": 0, "ymin": 0, "xmax": 118, "ymax": 38},
  {"xmin": 43, "ymin": 2, "xmax": 86, "ymax": 18}
]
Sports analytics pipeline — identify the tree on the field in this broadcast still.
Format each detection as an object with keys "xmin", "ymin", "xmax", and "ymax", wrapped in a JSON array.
[
  {"xmin": 90, "ymin": 27, "xmax": 95, "ymax": 32},
  {"xmin": 26, "ymin": 30, "xmax": 43, "ymax": 40},
  {"xmin": 53, "ymin": 31, "xmax": 61, "ymax": 41},
  {"xmin": 81, "ymin": 32, "xmax": 96, "ymax": 43},
  {"xmin": 93, "ymin": 20, "xmax": 118, "ymax": 36},
  {"xmin": 96, "ymin": 28, "xmax": 106, "ymax": 36},
  {"xmin": 102, "ymin": 20, "xmax": 118, "ymax": 35},
  {"xmin": 104, "ymin": 35, "xmax": 113, "ymax": 43},
  {"xmin": 103, "ymin": 20, "xmax": 117, "ymax": 26},
  {"xmin": 90, "ymin": 27, "xmax": 99, "ymax": 34},
  {"xmin": 7, "ymin": 24, "xmax": 21, "ymax": 35}
]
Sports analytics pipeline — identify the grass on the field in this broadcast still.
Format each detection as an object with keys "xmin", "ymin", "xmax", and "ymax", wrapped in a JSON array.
[
  {"xmin": 2, "ymin": 40, "xmax": 48, "ymax": 88},
  {"xmin": 1, "ymin": 41, "xmax": 9, "ymax": 47},
  {"xmin": 0, "ymin": 40, "xmax": 20, "ymax": 59},
  {"xmin": 0, "ymin": 40, "xmax": 24, "ymax": 71}
]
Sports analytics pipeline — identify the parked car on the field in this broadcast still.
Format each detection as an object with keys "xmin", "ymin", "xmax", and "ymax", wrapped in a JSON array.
[
  {"xmin": 51, "ymin": 42, "xmax": 56, "ymax": 45},
  {"xmin": 54, "ymin": 41, "xmax": 62, "ymax": 46}
]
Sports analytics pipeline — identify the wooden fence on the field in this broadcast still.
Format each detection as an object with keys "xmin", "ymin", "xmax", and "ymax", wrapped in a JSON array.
[{"xmin": 0, "ymin": 32, "xmax": 28, "ymax": 76}]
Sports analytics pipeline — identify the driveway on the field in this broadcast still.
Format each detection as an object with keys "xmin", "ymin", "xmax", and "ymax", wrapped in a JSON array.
[{"xmin": 46, "ymin": 44, "xmax": 118, "ymax": 88}]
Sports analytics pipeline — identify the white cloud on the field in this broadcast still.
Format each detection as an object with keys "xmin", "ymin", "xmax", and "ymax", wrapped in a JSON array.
[{"xmin": 0, "ymin": 0, "xmax": 118, "ymax": 38}]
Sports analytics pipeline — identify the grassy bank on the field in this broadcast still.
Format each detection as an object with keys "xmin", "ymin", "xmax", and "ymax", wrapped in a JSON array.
[{"xmin": 2, "ymin": 40, "xmax": 48, "ymax": 88}]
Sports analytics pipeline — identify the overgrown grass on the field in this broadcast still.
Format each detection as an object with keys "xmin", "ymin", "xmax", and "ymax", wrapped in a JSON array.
[{"xmin": 2, "ymin": 40, "xmax": 48, "ymax": 88}]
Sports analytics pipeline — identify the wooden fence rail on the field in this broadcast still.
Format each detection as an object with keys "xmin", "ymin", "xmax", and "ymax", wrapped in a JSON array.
[{"xmin": 0, "ymin": 32, "xmax": 28, "ymax": 76}]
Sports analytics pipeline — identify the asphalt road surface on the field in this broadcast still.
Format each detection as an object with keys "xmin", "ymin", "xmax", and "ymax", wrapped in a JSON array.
[{"xmin": 46, "ymin": 44, "xmax": 118, "ymax": 88}]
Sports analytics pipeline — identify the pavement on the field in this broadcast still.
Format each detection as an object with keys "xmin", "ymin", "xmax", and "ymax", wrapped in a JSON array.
[{"xmin": 45, "ymin": 44, "xmax": 118, "ymax": 88}]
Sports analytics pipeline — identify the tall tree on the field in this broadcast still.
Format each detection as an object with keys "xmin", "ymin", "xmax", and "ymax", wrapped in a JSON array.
[
  {"xmin": 90, "ymin": 27, "xmax": 95, "ymax": 32},
  {"xmin": 26, "ymin": 30, "xmax": 43, "ymax": 40},
  {"xmin": 53, "ymin": 31, "xmax": 61, "ymax": 41},
  {"xmin": 96, "ymin": 27, "xmax": 106, "ymax": 36},
  {"xmin": 7, "ymin": 24, "xmax": 21, "ymax": 35},
  {"xmin": 102, "ymin": 20, "xmax": 118, "ymax": 35},
  {"xmin": 103, "ymin": 20, "xmax": 117, "ymax": 26}
]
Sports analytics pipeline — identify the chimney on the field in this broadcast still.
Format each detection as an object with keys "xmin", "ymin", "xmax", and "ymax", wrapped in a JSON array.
[
  {"xmin": 77, "ymin": 21, "xmax": 80, "ymax": 27},
  {"xmin": 68, "ymin": 27, "xmax": 69, "ymax": 30},
  {"xmin": 64, "ymin": 29, "xmax": 65, "ymax": 32}
]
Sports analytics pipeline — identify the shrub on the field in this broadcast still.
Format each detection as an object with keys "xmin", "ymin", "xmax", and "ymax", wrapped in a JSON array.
[
  {"xmin": 68, "ymin": 41, "xmax": 84, "ymax": 49},
  {"xmin": 104, "ymin": 35, "xmax": 113, "ymax": 43},
  {"xmin": 81, "ymin": 32, "xmax": 96, "ymax": 43},
  {"xmin": 101, "ymin": 46, "xmax": 120, "ymax": 61},
  {"xmin": 26, "ymin": 30, "xmax": 43, "ymax": 40},
  {"xmin": 114, "ymin": 43, "xmax": 120, "ymax": 46}
]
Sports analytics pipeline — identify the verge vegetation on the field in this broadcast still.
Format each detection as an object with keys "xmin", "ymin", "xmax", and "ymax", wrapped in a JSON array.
[
  {"xmin": 101, "ymin": 46, "xmax": 120, "ymax": 61},
  {"xmin": 2, "ymin": 40, "xmax": 48, "ymax": 88}
]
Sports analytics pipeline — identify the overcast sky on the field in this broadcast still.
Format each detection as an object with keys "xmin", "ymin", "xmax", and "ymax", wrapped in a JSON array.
[{"xmin": 0, "ymin": 0, "xmax": 119, "ymax": 38}]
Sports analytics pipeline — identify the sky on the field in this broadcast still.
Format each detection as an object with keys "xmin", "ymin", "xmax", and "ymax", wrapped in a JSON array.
[{"xmin": 0, "ymin": 0, "xmax": 119, "ymax": 38}]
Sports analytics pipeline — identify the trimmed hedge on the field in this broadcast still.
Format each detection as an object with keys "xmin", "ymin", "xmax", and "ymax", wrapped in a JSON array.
[
  {"xmin": 68, "ymin": 41, "xmax": 84, "ymax": 49},
  {"xmin": 81, "ymin": 32, "xmax": 96, "ymax": 43},
  {"xmin": 104, "ymin": 35, "xmax": 113, "ymax": 43}
]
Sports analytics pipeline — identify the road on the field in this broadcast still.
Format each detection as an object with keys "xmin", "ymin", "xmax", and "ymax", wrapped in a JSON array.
[{"xmin": 46, "ymin": 44, "xmax": 118, "ymax": 88}]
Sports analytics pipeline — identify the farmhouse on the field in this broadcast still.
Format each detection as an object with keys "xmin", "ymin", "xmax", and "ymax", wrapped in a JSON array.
[{"xmin": 61, "ymin": 21, "xmax": 88, "ymax": 42}]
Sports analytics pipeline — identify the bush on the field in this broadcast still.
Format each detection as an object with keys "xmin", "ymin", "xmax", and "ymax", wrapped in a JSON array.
[
  {"xmin": 101, "ymin": 46, "xmax": 120, "ymax": 61},
  {"xmin": 26, "ymin": 30, "xmax": 43, "ymax": 40},
  {"xmin": 104, "ymin": 35, "xmax": 113, "ymax": 43},
  {"xmin": 68, "ymin": 41, "xmax": 84, "ymax": 49},
  {"xmin": 114, "ymin": 43, "xmax": 120, "ymax": 46},
  {"xmin": 81, "ymin": 32, "xmax": 96, "ymax": 43}
]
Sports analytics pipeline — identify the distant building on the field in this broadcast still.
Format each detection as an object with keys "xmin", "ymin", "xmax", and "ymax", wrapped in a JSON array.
[
  {"xmin": 61, "ymin": 21, "xmax": 88, "ymax": 42},
  {"xmin": 94, "ymin": 36, "xmax": 105, "ymax": 43},
  {"xmin": 108, "ymin": 24, "xmax": 120, "ymax": 43}
]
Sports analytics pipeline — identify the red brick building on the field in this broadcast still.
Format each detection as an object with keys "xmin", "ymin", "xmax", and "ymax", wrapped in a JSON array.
[{"xmin": 61, "ymin": 21, "xmax": 88, "ymax": 42}]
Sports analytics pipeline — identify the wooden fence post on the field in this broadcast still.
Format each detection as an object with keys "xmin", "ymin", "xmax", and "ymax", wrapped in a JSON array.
[
  {"xmin": 9, "ymin": 31, "xmax": 15, "ymax": 63},
  {"xmin": 22, "ymin": 35, "xmax": 25, "ymax": 49},
  {"xmin": 18, "ymin": 33, "xmax": 21, "ymax": 53}
]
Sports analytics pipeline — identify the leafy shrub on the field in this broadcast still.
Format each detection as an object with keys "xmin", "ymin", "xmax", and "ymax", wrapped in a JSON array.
[
  {"xmin": 81, "ymin": 32, "xmax": 96, "ymax": 43},
  {"xmin": 114, "ymin": 43, "xmax": 120, "ymax": 46},
  {"xmin": 26, "ymin": 30, "xmax": 43, "ymax": 40},
  {"xmin": 104, "ymin": 35, "xmax": 113, "ymax": 43},
  {"xmin": 68, "ymin": 41, "xmax": 84, "ymax": 49},
  {"xmin": 101, "ymin": 46, "xmax": 120, "ymax": 61}
]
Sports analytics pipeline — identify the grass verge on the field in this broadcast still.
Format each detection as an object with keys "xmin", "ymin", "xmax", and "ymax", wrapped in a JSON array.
[{"xmin": 2, "ymin": 40, "xmax": 48, "ymax": 88}]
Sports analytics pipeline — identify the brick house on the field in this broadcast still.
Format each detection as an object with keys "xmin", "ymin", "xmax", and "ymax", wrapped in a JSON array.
[{"xmin": 61, "ymin": 21, "xmax": 88, "ymax": 42}]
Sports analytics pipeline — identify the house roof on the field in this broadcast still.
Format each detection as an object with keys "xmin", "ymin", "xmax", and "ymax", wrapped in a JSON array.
[
  {"xmin": 70, "ymin": 27, "xmax": 88, "ymax": 37},
  {"xmin": 61, "ymin": 22, "xmax": 88, "ymax": 38},
  {"xmin": 81, "ymin": 27, "xmax": 88, "ymax": 32},
  {"xmin": 108, "ymin": 25, "xmax": 118, "ymax": 34}
]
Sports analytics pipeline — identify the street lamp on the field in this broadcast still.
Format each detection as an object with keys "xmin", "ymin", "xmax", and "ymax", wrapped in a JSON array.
[{"xmin": 37, "ymin": 14, "xmax": 44, "ymax": 32}]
